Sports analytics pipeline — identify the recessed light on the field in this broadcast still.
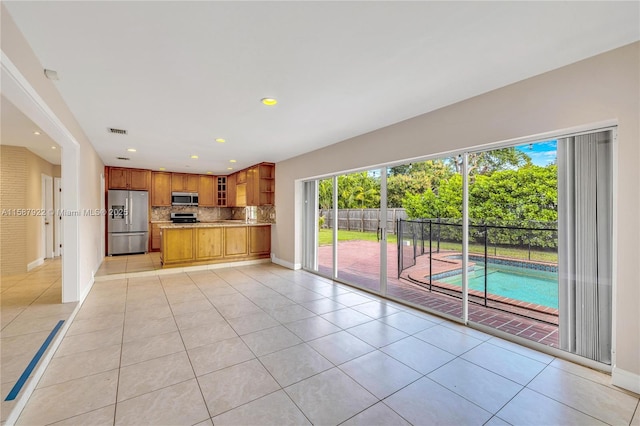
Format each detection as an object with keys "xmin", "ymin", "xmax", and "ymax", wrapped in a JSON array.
[
  {"xmin": 159, "ymin": 167, "xmax": 166, "ymax": 171},
  {"xmin": 33, "ymin": 131, "xmax": 41, "ymax": 135},
  {"xmin": 190, "ymin": 155, "xmax": 199, "ymax": 159},
  {"xmin": 227, "ymin": 167, "xmax": 233, "ymax": 170},
  {"xmin": 127, "ymin": 148, "xmax": 137, "ymax": 152},
  {"xmin": 51, "ymin": 146, "xmax": 56, "ymax": 150},
  {"xmin": 215, "ymin": 138, "xmax": 226, "ymax": 143},
  {"xmin": 261, "ymin": 97, "xmax": 277, "ymax": 106},
  {"xmin": 229, "ymin": 159, "xmax": 237, "ymax": 163}
]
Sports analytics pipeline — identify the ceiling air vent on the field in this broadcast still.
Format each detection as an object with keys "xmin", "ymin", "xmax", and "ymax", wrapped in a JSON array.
[
  {"xmin": 116, "ymin": 157, "xmax": 130, "ymax": 161},
  {"xmin": 108, "ymin": 128, "xmax": 128, "ymax": 135}
]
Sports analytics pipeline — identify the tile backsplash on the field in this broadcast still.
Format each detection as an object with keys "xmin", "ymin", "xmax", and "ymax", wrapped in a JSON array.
[{"xmin": 151, "ymin": 206, "xmax": 275, "ymax": 223}]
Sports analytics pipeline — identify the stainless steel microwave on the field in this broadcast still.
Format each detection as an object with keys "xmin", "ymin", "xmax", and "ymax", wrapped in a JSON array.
[{"xmin": 171, "ymin": 192, "xmax": 198, "ymax": 206}]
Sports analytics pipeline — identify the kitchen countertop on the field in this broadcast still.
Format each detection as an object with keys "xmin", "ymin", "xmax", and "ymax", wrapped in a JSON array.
[{"xmin": 158, "ymin": 221, "xmax": 271, "ymax": 229}]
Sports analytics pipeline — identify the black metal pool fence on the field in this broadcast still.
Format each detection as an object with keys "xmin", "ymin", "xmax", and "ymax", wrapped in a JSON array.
[{"xmin": 397, "ymin": 218, "xmax": 558, "ymax": 306}]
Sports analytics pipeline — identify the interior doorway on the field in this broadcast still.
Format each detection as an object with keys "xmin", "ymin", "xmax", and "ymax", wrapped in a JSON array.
[
  {"xmin": 54, "ymin": 177, "xmax": 62, "ymax": 257},
  {"xmin": 41, "ymin": 174, "xmax": 54, "ymax": 259}
]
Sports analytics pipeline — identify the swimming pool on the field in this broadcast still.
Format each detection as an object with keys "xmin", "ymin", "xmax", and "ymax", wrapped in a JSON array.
[{"xmin": 437, "ymin": 263, "xmax": 558, "ymax": 308}]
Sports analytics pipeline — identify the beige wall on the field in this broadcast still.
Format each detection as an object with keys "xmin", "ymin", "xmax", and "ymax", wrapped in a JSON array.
[
  {"xmin": 2, "ymin": 6, "xmax": 105, "ymax": 293},
  {"xmin": 25, "ymin": 147, "xmax": 61, "ymax": 264},
  {"xmin": 275, "ymin": 42, "xmax": 640, "ymax": 380},
  {"xmin": 0, "ymin": 145, "xmax": 60, "ymax": 274},
  {"xmin": 0, "ymin": 146, "xmax": 28, "ymax": 275}
]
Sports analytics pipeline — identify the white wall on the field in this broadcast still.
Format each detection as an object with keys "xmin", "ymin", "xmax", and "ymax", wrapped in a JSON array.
[
  {"xmin": 275, "ymin": 42, "xmax": 640, "ymax": 387},
  {"xmin": 2, "ymin": 5, "xmax": 105, "ymax": 297}
]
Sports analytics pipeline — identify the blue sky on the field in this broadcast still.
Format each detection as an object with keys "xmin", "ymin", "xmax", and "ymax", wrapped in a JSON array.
[{"xmin": 516, "ymin": 140, "xmax": 557, "ymax": 166}]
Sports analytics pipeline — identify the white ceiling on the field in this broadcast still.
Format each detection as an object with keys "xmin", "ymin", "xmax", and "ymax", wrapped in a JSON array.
[
  {"xmin": 4, "ymin": 1, "xmax": 639, "ymax": 174},
  {"xmin": 1, "ymin": 96, "xmax": 61, "ymax": 165}
]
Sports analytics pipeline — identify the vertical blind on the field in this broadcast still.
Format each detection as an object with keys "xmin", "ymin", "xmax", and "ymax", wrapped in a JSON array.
[{"xmin": 558, "ymin": 130, "xmax": 612, "ymax": 363}]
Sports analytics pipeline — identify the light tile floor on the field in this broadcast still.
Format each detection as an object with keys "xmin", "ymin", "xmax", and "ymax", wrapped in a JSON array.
[
  {"xmin": 11, "ymin": 262, "xmax": 640, "ymax": 425},
  {"xmin": 0, "ymin": 258, "xmax": 76, "ymax": 424},
  {"xmin": 95, "ymin": 253, "xmax": 162, "ymax": 277}
]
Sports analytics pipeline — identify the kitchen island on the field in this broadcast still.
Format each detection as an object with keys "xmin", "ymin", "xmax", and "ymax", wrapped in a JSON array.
[{"xmin": 159, "ymin": 221, "xmax": 271, "ymax": 267}]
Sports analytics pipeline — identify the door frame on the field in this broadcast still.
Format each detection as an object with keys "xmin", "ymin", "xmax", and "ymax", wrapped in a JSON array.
[
  {"xmin": 41, "ymin": 174, "xmax": 54, "ymax": 259},
  {"xmin": 2, "ymin": 51, "xmax": 81, "ymax": 303},
  {"xmin": 54, "ymin": 177, "xmax": 62, "ymax": 256}
]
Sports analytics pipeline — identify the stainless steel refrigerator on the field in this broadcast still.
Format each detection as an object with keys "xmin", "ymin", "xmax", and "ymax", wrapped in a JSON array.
[{"xmin": 107, "ymin": 190, "xmax": 149, "ymax": 255}]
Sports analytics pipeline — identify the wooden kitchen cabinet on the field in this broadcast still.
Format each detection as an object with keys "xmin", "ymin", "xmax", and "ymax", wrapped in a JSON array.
[
  {"xmin": 226, "ymin": 174, "xmax": 237, "ymax": 207},
  {"xmin": 236, "ymin": 170, "xmax": 247, "ymax": 184},
  {"xmin": 195, "ymin": 227, "xmax": 223, "ymax": 260},
  {"xmin": 108, "ymin": 167, "xmax": 150, "ymax": 190},
  {"xmin": 235, "ymin": 181, "xmax": 247, "ymax": 207},
  {"xmin": 249, "ymin": 225, "xmax": 271, "ymax": 255},
  {"xmin": 258, "ymin": 163, "xmax": 275, "ymax": 205},
  {"xmin": 150, "ymin": 223, "xmax": 162, "ymax": 251},
  {"xmin": 245, "ymin": 166, "xmax": 259, "ymax": 206},
  {"xmin": 237, "ymin": 163, "xmax": 275, "ymax": 206},
  {"xmin": 160, "ymin": 224, "xmax": 270, "ymax": 267},
  {"xmin": 171, "ymin": 173, "xmax": 199, "ymax": 192},
  {"xmin": 151, "ymin": 172, "xmax": 172, "ymax": 206},
  {"xmin": 161, "ymin": 228, "xmax": 193, "ymax": 263},
  {"xmin": 216, "ymin": 177, "xmax": 227, "ymax": 206},
  {"xmin": 198, "ymin": 175, "xmax": 215, "ymax": 207},
  {"xmin": 224, "ymin": 227, "xmax": 249, "ymax": 257}
]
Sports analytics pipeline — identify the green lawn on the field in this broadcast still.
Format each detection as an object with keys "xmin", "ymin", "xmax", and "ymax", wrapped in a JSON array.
[
  {"xmin": 318, "ymin": 229, "xmax": 557, "ymax": 263},
  {"xmin": 318, "ymin": 229, "xmax": 397, "ymax": 245}
]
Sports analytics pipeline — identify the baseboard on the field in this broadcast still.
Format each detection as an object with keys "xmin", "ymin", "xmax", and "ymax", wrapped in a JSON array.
[
  {"xmin": 26, "ymin": 258, "xmax": 44, "ymax": 271},
  {"xmin": 81, "ymin": 274, "xmax": 96, "ymax": 302},
  {"xmin": 612, "ymin": 366, "xmax": 640, "ymax": 394},
  {"xmin": 271, "ymin": 254, "xmax": 301, "ymax": 270}
]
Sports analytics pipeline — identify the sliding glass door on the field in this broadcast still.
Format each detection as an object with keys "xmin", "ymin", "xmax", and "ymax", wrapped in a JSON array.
[
  {"xmin": 465, "ymin": 142, "xmax": 561, "ymax": 346},
  {"xmin": 387, "ymin": 159, "xmax": 465, "ymax": 321},
  {"xmin": 335, "ymin": 169, "xmax": 385, "ymax": 293},
  {"xmin": 302, "ymin": 128, "xmax": 613, "ymax": 364},
  {"xmin": 317, "ymin": 177, "xmax": 334, "ymax": 277}
]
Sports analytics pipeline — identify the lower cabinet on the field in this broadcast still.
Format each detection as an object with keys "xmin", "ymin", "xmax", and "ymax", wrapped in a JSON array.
[
  {"xmin": 224, "ymin": 227, "xmax": 249, "ymax": 257},
  {"xmin": 196, "ymin": 227, "xmax": 223, "ymax": 260},
  {"xmin": 161, "ymin": 228, "xmax": 193, "ymax": 263},
  {"xmin": 151, "ymin": 223, "xmax": 162, "ymax": 251},
  {"xmin": 250, "ymin": 226, "xmax": 271, "ymax": 255},
  {"xmin": 161, "ymin": 225, "xmax": 270, "ymax": 267}
]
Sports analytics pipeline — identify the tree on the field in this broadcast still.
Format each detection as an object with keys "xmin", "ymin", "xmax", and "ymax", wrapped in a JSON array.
[
  {"xmin": 336, "ymin": 172, "xmax": 380, "ymax": 209},
  {"xmin": 402, "ymin": 189, "xmax": 439, "ymax": 219},
  {"xmin": 451, "ymin": 147, "xmax": 532, "ymax": 175},
  {"xmin": 387, "ymin": 160, "xmax": 454, "ymax": 207},
  {"xmin": 318, "ymin": 179, "xmax": 333, "ymax": 209}
]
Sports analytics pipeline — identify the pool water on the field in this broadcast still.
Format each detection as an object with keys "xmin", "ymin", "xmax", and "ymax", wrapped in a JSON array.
[{"xmin": 438, "ymin": 264, "xmax": 558, "ymax": 308}]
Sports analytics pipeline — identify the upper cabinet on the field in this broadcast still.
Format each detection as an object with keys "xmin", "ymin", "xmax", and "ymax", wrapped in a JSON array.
[
  {"xmin": 198, "ymin": 175, "xmax": 215, "ymax": 207},
  {"xmin": 230, "ymin": 162, "xmax": 275, "ymax": 207},
  {"xmin": 107, "ymin": 167, "xmax": 150, "ymax": 190},
  {"xmin": 106, "ymin": 165, "xmax": 267, "ymax": 207},
  {"xmin": 151, "ymin": 172, "xmax": 172, "ymax": 206},
  {"xmin": 258, "ymin": 163, "xmax": 275, "ymax": 206},
  {"xmin": 171, "ymin": 173, "xmax": 199, "ymax": 193},
  {"xmin": 227, "ymin": 174, "xmax": 237, "ymax": 207},
  {"xmin": 217, "ymin": 177, "xmax": 227, "ymax": 207}
]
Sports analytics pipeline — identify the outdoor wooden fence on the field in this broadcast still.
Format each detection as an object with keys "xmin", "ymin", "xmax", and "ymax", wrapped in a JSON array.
[{"xmin": 318, "ymin": 208, "xmax": 407, "ymax": 234}]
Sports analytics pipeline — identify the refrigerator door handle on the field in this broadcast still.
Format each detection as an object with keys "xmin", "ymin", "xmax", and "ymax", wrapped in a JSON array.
[
  {"xmin": 125, "ymin": 197, "xmax": 129, "ymax": 225},
  {"xmin": 129, "ymin": 194, "xmax": 133, "ymax": 227}
]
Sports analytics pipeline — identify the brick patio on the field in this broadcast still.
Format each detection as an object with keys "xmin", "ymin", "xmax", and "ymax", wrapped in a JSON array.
[{"xmin": 318, "ymin": 240, "xmax": 559, "ymax": 348}]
